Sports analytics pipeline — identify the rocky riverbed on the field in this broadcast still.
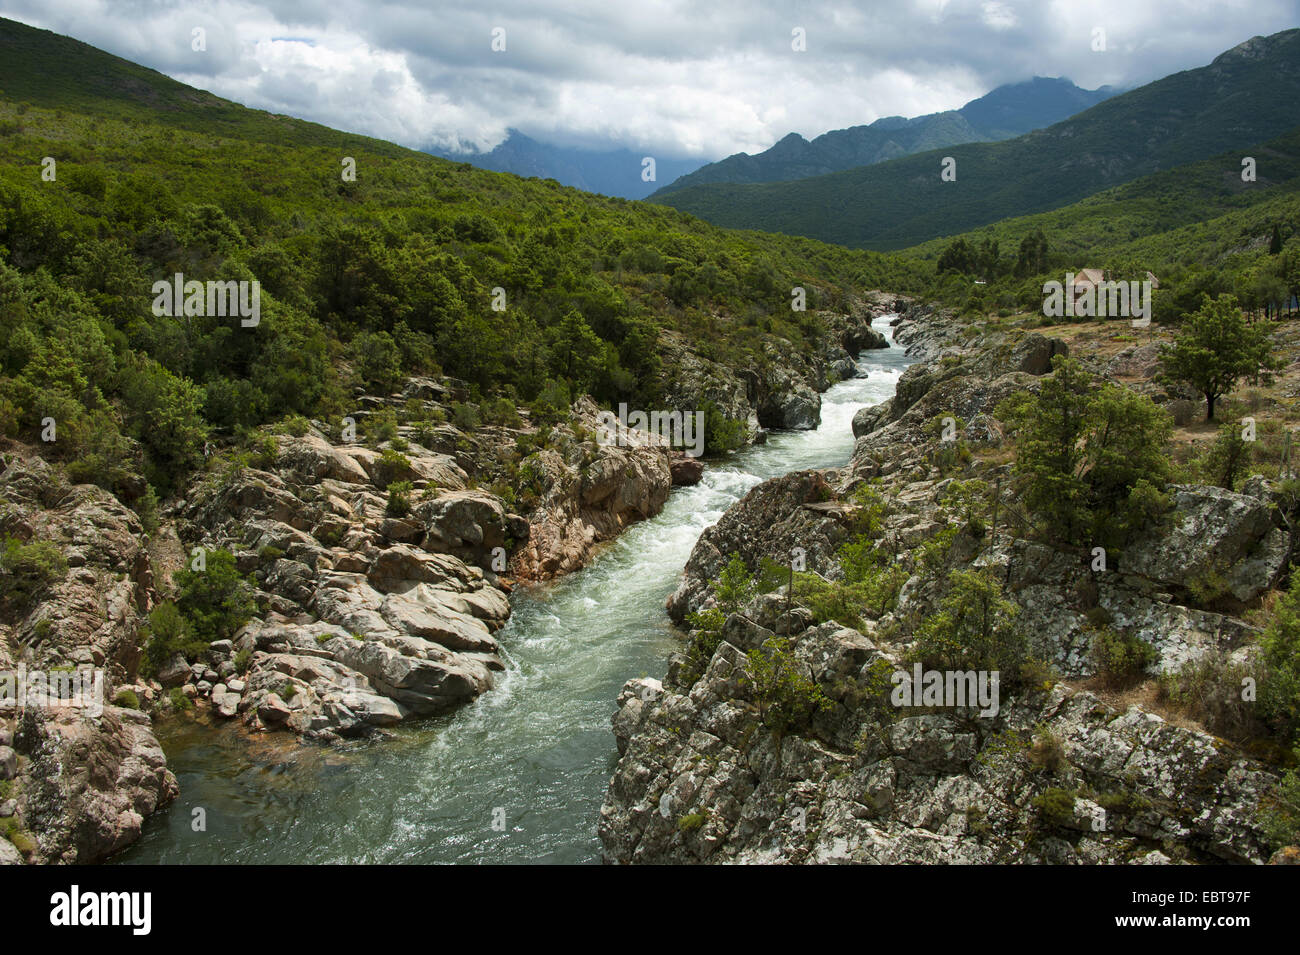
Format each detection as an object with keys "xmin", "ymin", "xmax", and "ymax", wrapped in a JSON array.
[{"xmin": 0, "ymin": 293, "xmax": 894, "ymax": 864}]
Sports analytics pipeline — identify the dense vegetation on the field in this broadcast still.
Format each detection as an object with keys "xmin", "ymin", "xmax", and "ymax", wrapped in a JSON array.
[{"xmin": 0, "ymin": 17, "xmax": 919, "ymax": 504}]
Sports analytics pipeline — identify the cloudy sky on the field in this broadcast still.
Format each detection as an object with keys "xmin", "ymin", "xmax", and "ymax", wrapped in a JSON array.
[{"xmin": 4, "ymin": 0, "xmax": 1299, "ymax": 159}]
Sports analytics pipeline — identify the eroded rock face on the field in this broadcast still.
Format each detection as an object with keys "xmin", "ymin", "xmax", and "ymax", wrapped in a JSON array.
[
  {"xmin": 510, "ymin": 398, "xmax": 674, "ymax": 579},
  {"xmin": 1123, "ymin": 485, "xmax": 1288, "ymax": 603},
  {"xmin": 0, "ymin": 453, "xmax": 177, "ymax": 865},
  {"xmin": 600, "ymin": 605, "xmax": 1277, "ymax": 866},
  {"xmin": 11, "ymin": 705, "xmax": 178, "ymax": 865},
  {"xmin": 175, "ymin": 428, "xmax": 518, "ymax": 741},
  {"xmin": 666, "ymin": 470, "xmax": 846, "ymax": 623}
]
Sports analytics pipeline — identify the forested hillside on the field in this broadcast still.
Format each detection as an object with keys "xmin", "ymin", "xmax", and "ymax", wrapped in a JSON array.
[
  {"xmin": 0, "ymin": 17, "xmax": 918, "ymax": 506},
  {"xmin": 904, "ymin": 127, "xmax": 1300, "ymax": 320},
  {"xmin": 653, "ymin": 29, "xmax": 1300, "ymax": 250}
]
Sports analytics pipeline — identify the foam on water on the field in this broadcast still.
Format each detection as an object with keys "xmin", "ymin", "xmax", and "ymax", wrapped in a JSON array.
[{"xmin": 117, "ymin": 317, "xmax": 910, "ymax": 865}]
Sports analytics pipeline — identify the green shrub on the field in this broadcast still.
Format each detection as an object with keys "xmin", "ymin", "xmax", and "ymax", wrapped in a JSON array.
[
  {"xmin": 678, "ymin": 811, "xmax": 707, "ymax": 832},
  {"xmin": 912, "ymin": 567, "xmax": 1028, "ymax": 683},
  {"xmin": 112, "ymin": 688, "xmax": 140, "ymax": 709},
  {"xmin": 386, "ymin": 480, "xmax": 413, "ymax": 517},
  {"xmin": 140, "ymin": 600, "xmax": 206, "ymax": 677},
  {"xmin": 451, "ymin": 401, "xmax": 482, "ymax": 431},
  {"xmin": 1090, "ymin": 627, "xmax": 1157, "ymax": 688},
  {"xmin": 276, "ymin": 414, "xmax": 312, "ymax": 437},
  {"xmin": 745, "ymin": 636, "xmax": 829, "ymax": 735},
  {"xmin": 172, "ymin": 548, "xmax": 255, "ymax": 644},
  {"xmin": 374, "ymin": 447, "xmax": 411, "ymax": 489},
  {"xmin": 1262, "ymin": 753, "xmax": 1300, "ymax": 849},
  {"xmin": 1032, "ymin": 787, "xmax": 1077, "ymax": 826},
  {"xmin": 168, "ymin": 686, "xmax": 193, "ymax": 711},
  {"xmin": 1260, "ymin": 574, "xmax": 1300, "ymax": 745},
  {"xmin": 0, "ymin": 536, "xmax": 68, "ymax": 605}
]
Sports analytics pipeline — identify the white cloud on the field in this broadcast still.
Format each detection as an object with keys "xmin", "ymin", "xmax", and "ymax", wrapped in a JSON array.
[{"xmin": 4, "ymin": 0, "xmax": 1298, "ymax": 160}]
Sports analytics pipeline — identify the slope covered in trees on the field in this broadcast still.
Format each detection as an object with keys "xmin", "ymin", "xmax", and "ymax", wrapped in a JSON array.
[
  {"xmin": 653, "ymin": 29, "xmax": 1300, "ymax": 250},
  {"xmin": 0, "ymin": 16, "xmax": 918, "ymax": 503}
]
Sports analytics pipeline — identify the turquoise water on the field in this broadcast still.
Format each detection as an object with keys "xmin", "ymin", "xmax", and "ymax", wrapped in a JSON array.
[{"xmin": 117, "ymin": 320, "xmax": 907, "ymax": 865}]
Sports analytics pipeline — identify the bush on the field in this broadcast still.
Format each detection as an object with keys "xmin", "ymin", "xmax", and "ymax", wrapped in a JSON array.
[
  {"xmin": 140, "ymin": 600, "xmax": 206, "ymax": 677},
  {"xmin": 745, "ymin": 636, "xmax": 829, "ymax": 735},
  {"xmin": 912, "ymin": 567, "xmax": 1029, "ymax": 683},
  {"xmin": 386, "ymin": 480, "xmax": 413, "ymax": 517},
  {"xmin": 1262, "ymin": 754, "xmax": 1300, "ymax": 850},
  {"xmin": 0, "ymin": 536, "xmax": 68, "ymax": 606},
  {"xmin": 451, "ymin": 401, "xmax": 482, "ymax": 432},
  {"xmin": 373, "ymin": 447, "xmax": 411, "ymax": 489},
  {"xmin": 678, "ymin": 812, "xmax": 707, "ymax": 832},
  {"xmin": 112, "ymin": 688, "xmax": 140, "ymax": 709},
  {"xmin": 1157, "ymin": 655, "xmax": 1265, "ymax": 744},
  {"xmin": 1027, "ymin": 725, "xmax": 1067, "ymax": 774},
  {"xmin": 168, "ymin": 686, "xmax": 193, "ymax": 711},
  {"xmin": 1032, "ymin": 787, "xmax": 1077, "ymax": 826},
  {"xmin": 1260, "ymin": 573, "xmax": 1300, "ymax": 745},
  {"xmin": 171, "ymin": 548, "xmax": 255, "ymax": 644},
  {"xmin": 1090, "ymin": 627, "xmax": 1157, "ymax": 688}
]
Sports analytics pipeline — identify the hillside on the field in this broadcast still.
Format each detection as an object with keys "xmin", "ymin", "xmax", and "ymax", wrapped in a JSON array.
[
  {"xmin": 896, "ymin": 126, "xmax": 1300, "ymax": 323},
  {"xmin": 0, "ymin": 16, "xmax": 920, "ymax": 501},
  {"xmin": 653, "ymin": 29, "xmax": 1300, "ymax": 250},
  {"xmin": 655, "ymin": 77, "xmax": 1115, "ymax": 194}
]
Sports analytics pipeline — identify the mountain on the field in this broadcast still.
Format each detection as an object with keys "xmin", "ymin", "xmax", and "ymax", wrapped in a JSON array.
[
  {"xmin": 653, "ymin": 29, "xmax": 1300, "ymax": 250},
  {"xmin": 653, "ymin": 77, "xmax": 1117, "ymax": 194},
  {"xmin": 428, "ymin": 130, "xmax": 707, "ymax": 199}
]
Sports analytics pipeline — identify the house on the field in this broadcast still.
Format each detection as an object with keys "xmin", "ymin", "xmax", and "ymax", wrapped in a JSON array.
[{"xmin": 1072, "ymin": 268, "xmax": 1159, "ymax": 291}]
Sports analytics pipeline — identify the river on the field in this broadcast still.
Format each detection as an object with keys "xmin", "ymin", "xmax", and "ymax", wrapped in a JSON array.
[{"xmin": 117, "ymin": 315, "xmax": 908, "ymax": 865}]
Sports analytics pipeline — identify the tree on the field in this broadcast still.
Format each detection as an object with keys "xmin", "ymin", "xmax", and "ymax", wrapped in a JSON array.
[
  {"xmin": 1159, "ymin": 294, "xmax": 1279, "ymax": 421},
  {"xmin": 999, "ymin": 357, "xmax": 1173, "ymax": 547},
  {"xmin": 912, "ymin": 568, "xmax": 1028, "ymax": 682},
  {"xmin": 1014, "ymin": 229, "xmax": 1049, "ymax": 278},
  {"xmin": 352, "ymin": 330, "xmax": 402, "ymax": 392},
  {"xmin": 172, "ymin": 548, "xmax": 255, "ymax": 644},
  {"xmin": 550, "ymin": 309, "xmax": 603, "ymax": 394},
  {"xmin": 1204, "ymin": 418, "xmax": 1253, "ymax": 490},
  {"xmin": 999, "ymin": 356, "xmax": 1092, "ymax": 542},
  {"xmin": 937, "ymin": 238, "xmax": 975, "ymax": 275}
]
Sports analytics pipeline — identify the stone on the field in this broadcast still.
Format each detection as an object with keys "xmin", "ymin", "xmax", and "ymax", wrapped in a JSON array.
[
  {"xmin": 156, "ymin": 653, "xmax": 193, "ymax": 688},
  {"xmin": 669, "ymin": 453, "xmax": 704, "ymax": 486}
]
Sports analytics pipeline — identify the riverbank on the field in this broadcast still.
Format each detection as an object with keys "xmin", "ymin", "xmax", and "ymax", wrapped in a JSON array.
[{"xmin": 110, "ymin": 315, "xmax": 908, "ymax": 864}]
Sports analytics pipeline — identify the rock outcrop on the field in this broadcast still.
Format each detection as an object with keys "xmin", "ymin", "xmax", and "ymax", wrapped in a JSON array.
[
  {"xmin": 0, "ymin": 452, "xmax": 178, "ymax": 864},
  {"xmin": 600, "ymin": 606, "xmax": 1276, "ymax": 864},
  {"xmin": 603, "ymin": 300, "xmax": 1292, "ymax": 865}
]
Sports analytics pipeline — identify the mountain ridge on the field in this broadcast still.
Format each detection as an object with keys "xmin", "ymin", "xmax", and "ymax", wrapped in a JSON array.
[
  {"xmin": 653, "ymin": 76, "xmax": 1117, "ymax": 194},
  {"xmin": 652, "ymin": 28, "xmax": 1300, "ymax": 250}
]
